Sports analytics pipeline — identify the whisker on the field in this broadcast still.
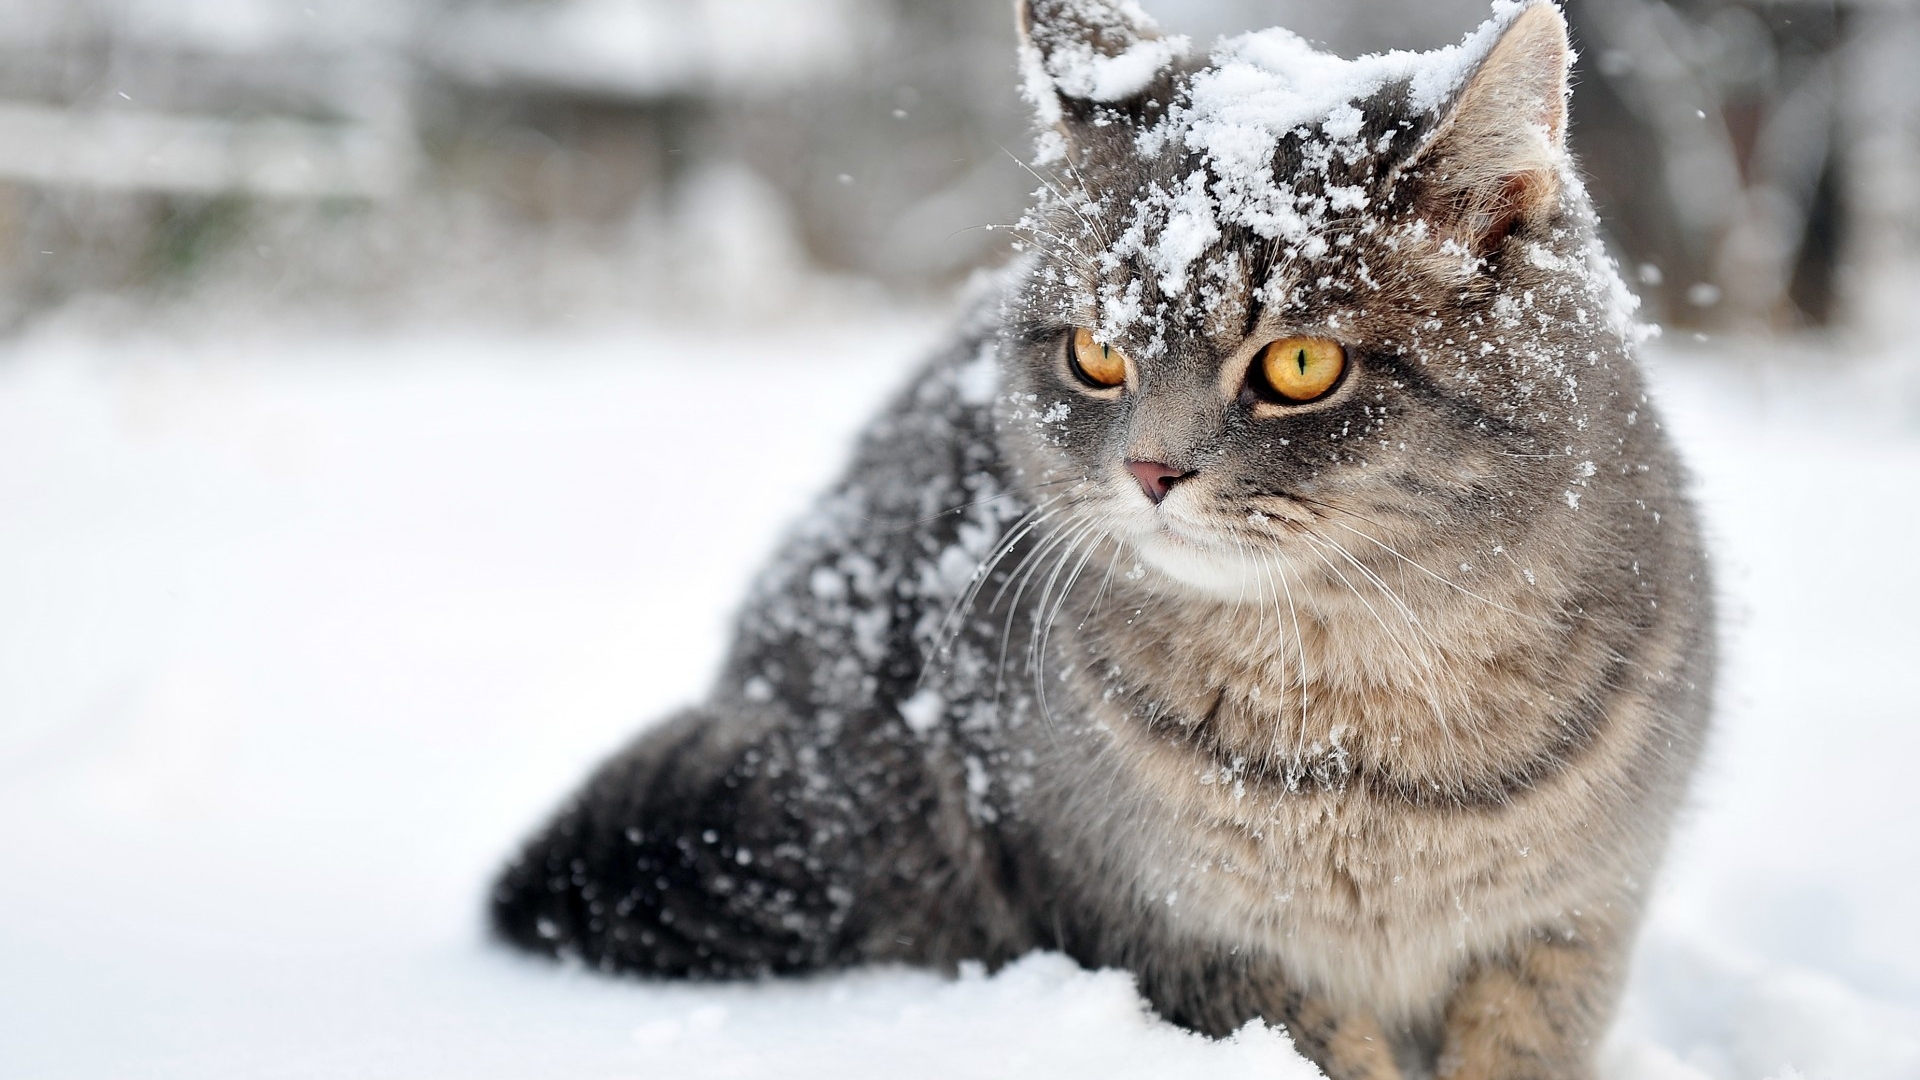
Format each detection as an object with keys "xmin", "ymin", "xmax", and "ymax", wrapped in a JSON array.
[
  {"xmin": 1054, "ymin": 153, "xmax": 1115, "ymax": 249},
  {"xmin": 1296, "ymin": 534, "xmax": 1456, "ymax": 736},
  {"xmin": 928, "ymin": 489, "xmax": 1076, "ymax": 665},
  {"xmin": 1081, "ymin": 515, "xmax": 1127, "ymax": 627},
  {"xmin": 873, "ymin": 475, "xmax": 1085, "ymax": 532},
  {"xmin": 1000, "ymin": 144, "xmax": 1111, "ymax": 251},
  {"xmin": 1307, "ymin": 510, "xmax": 1539, "ymax": 623},
  {"xmin": 1273, "ymin": 553, "xmax": 1313, "ymax": 780},
  {"xmin": 1032, "ymin": 521, "xmax": 1108, "ymax": 728},
  {"xmin": 959, "ymin": 216, "xmax": 1096, "ymax": 273},
  {"xmin": 993, "ymin": 510, "xmax": 1093, "ymax": 698},
  {"xmin": 1248, "ymin": 546, "xmax": 1291, "ymax": 761},
  {"xmin": 1017, "ymin": 517, "xmax": 1103, "ymax": 724}
]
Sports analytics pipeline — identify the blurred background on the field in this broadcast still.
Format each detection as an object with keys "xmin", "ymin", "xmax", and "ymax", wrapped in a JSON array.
[{"xmin": 1, "ymin": 0, "xmax": 1914, "ymax": 334}]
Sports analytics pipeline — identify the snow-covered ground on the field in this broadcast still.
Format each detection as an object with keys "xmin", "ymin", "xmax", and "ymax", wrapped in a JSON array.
[{"xmin": 0, "ymin": 311, "xmax": 1915, "ymax": 1079}]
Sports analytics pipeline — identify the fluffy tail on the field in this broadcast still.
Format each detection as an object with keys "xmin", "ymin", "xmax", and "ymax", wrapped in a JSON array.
[{"xmin": 489, "ymin": 702, "xmax": 1029, "ymax": 977}]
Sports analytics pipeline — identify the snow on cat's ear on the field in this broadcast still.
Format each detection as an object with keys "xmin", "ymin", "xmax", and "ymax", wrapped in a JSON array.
[
  {"xmin": 1018, "ymin": 0, "xmax": 1186, "ymax": 161},
  {"xmin": 1402, "ymin": 2, "xmax": 1572, "ymax": 259}
]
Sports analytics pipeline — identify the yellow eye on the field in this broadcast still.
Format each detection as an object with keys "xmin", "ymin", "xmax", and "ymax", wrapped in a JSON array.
[
  {"xmin": 1069, "ymin": 327, "xmax": 1129, "ymax": 389},
  {"xmin": 1254, "ymin": 337, "xmax": 1346, "ymax": 403}
]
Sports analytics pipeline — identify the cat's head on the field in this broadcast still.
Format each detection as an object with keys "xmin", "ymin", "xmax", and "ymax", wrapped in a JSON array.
[{"xmin": 995, "ymin": 0, "xmax": 1644, "ymax": 600}]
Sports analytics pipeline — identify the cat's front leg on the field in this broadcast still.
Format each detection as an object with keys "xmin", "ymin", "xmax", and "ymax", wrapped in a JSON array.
[
  {"xmin": 1282, "ymin": 995, "xmax": 1406, "ymax": 1080},
  {"xmin": 1131, "ymin": 956, "xmax": 1403, "ymax": 1080},
  {"xmin": 1434, "ymin": 916, "xmax": 1627, "ymax": 1080}
]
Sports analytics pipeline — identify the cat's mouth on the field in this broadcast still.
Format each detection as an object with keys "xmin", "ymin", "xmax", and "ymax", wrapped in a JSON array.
[
  {"xmin": 1146, "ymin": 513, "xmax": 1222, "ymax": 550},
  {"xmin": 1117, "ymin": 502, "xmax": 1288, "ymax": 599}
]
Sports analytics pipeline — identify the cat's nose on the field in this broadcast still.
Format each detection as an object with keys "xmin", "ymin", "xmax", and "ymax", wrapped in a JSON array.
[{"xmin": 1125, "ymin": 460, "xmax": 1193, "ymax": 504}]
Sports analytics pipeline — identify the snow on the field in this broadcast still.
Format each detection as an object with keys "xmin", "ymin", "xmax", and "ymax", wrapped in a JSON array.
[
  {"xmin": 1, "ymin": 313, "xmax": 1918, "ymax": 1078},
  {"xmin": 1027, "ymin": 3, "xmax": 1573, "ymax": 359},
  {"xmin": 1046, "ymin": 31, "xmax": 1191, "ymax": 105}
]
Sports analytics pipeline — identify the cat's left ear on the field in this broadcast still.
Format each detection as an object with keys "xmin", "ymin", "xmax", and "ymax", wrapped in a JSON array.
[
  {"xmin": 1397, "ymin": 2, "xmax": 1572, "ymax": 258},
  {"xmin": 1017, "ymin": 0, "xmax": 1185, "ymax": 156}
]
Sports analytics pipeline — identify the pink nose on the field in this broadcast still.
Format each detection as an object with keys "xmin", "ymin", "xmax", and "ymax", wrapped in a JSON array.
[{"xmin": 1126, "ymin": 460, "xmax": 1191, "ymax": 504}]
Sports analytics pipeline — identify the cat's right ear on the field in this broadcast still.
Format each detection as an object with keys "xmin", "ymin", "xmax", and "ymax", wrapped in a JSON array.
[
  {"xmin": 1017, "ymin": 0, "xmax": 1185, "ymax": 160},
  {"xmin": 1394, "ymin": 2, "xmax": 1572, "ymax": 261}
]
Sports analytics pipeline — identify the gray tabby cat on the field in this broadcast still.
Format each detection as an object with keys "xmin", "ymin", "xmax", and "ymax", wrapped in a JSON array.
[{"xmin": 490, "ymin": 3, "xmax": 1715, "ymax": 1077}]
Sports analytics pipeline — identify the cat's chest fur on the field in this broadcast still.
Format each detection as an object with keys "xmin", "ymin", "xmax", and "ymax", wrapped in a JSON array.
[{"xmin": 999, "ymin": 554, "xmax": 1670, "ymax": 1023}]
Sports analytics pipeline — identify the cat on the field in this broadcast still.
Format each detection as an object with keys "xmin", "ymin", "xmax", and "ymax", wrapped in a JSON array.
[{"xmin": 489, "ymin": 3, "xmax": 1716, "ymax": 1077}]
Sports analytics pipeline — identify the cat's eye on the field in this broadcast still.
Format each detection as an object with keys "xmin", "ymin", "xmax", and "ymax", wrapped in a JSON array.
[
  {"xmin": 1250, "ymin": 337, "xmax": 1347, "ymax": 404},
  {"xmin": 1069, "ymin": 328, "xmax": 1129, "ymax": 390}
]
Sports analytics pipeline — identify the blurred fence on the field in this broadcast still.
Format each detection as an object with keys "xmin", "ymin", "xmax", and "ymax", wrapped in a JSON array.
[{"xmin": 0, "ymin": 0, "xmax": 1911, "ymax": 332}]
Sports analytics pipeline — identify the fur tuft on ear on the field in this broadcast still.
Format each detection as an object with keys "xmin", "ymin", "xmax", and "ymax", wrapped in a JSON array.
[
  {"xmin": 1404, "ymin": 2, "xmax": 1571, "ymax": 259},
  {"xmin": 1018, "ymin": 0, "xmax": 1185, "ymax": 155}
]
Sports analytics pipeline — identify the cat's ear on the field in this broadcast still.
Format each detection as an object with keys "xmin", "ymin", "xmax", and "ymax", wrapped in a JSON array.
[
  {"xmin": 1398, "ymin": 2, "xmax": 1572, "ymax": 259},
  {"xmin": 1017, "ymin": 0, "xmax": 1184, "ymax": 154}
]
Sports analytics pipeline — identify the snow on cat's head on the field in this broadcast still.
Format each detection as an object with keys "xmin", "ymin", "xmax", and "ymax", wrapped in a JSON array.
[{"xmin": 996, "ymin": 1, "xmax": 1646, "ymax": 601}]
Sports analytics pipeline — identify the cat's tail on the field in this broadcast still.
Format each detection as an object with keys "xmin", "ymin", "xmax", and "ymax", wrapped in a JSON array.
[
  {"xmin": 488, "ymin": 700, "xmax": 1031, "ymax": 977},
  {"xmin": 488, "ymin": 704, "xmax": 856, "ymax": 977}
]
